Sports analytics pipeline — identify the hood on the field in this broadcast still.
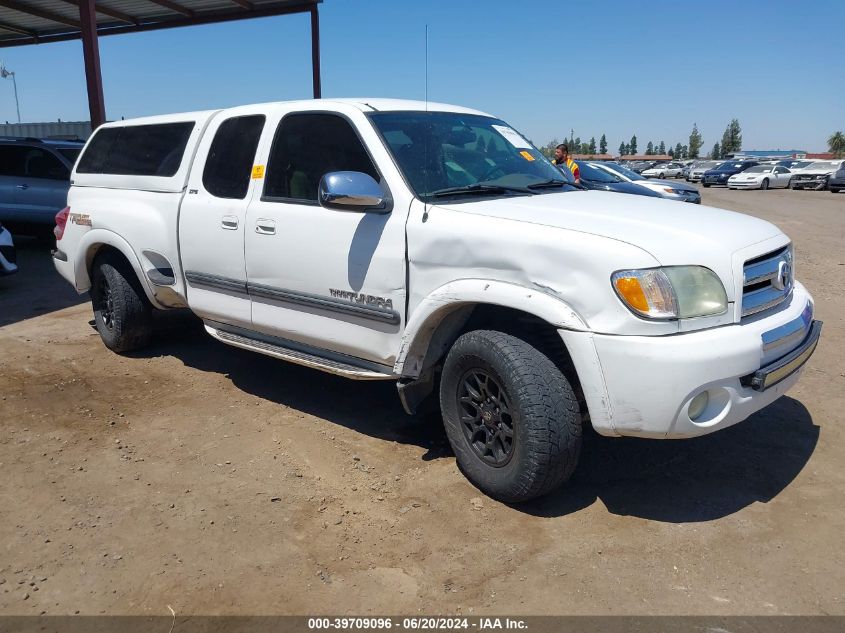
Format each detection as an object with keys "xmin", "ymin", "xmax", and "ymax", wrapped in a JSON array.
[
  {"xmin": 434, "ymin": 190, "xmax": 783, "ymax": 266},
  {"xmin": 644, "ymin": 178, "xmax": 698, "ymax": 191},
  {"xmin": 797, "ymin": 168, "xmax": 836, "ymax": 175},
  {"xmin": 582, "ymin": 180, "xmax": 661, "ymax": 197}
]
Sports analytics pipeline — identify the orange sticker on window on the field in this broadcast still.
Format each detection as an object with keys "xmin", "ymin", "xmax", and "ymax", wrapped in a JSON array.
[
  {"xmin": 251, "ymin": 165, "xmax": 265, "ymax": 179},
  {"xmin": 520, "ymin": 151, "xmax": 535, "ymax": 161}
]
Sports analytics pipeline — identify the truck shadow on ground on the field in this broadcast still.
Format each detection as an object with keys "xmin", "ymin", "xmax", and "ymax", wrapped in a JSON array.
[
  {"xmin": 142, "ymin": 313, "xmax": 819, "ymax": 524},
  {"xmin": 0, "ymin": 237, "xmax": 86, "ymax": 327},
  {"xmin": 523, "ymin": 396, "xmax": 818, "ymax": 522}
]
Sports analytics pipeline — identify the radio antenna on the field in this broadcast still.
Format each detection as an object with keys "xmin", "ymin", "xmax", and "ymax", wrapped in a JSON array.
[{"xmin": 423, "ymin": 24, "xmax": 430, "ymax": 221}]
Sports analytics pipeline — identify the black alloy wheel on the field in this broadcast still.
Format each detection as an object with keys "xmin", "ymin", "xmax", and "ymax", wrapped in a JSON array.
[{"xmin": 457, "ymin": 369, "xmax": 515, "ymax": 467}]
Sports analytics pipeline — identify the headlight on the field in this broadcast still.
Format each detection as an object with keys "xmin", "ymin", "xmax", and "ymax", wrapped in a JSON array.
[
  {"xmin": 662, "ymin": 187, "xmax": 679, "ymax": 194},
  {"xmin": 612, "ymin": 266, "xmax": 728, "ymax": 320}
]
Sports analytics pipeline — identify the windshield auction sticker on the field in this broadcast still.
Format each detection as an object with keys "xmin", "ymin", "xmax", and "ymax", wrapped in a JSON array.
[{"xmin": 491, "ymin": 125, "xmax": 532, "ymax": 149}]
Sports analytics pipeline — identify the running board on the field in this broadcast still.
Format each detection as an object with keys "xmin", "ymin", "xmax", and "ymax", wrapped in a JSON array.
[{"xmin": 204, "ymin": 323, "xmax": 395, "ymax": 381}]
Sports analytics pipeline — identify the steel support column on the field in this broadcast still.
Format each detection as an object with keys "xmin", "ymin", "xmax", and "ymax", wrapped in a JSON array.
[
  {"xmin": 310, "ymin": 5, "xmax": 321, "ymax": 98},
  {"xmin": 79, "ymin": 0, "xmax": 105, "ymax": 128}
]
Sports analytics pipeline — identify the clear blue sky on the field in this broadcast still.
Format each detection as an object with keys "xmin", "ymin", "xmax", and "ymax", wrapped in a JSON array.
[{"xmin": 1, "ymin": 0, "xmax": 842, "ymax": 152}]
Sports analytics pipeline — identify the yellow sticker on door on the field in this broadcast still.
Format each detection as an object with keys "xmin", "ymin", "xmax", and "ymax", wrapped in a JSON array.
[
  {"xmin": 519, "ymin": 151, "xmax": 535, "ymax": 161},
  {"xmin": 251, "ymin": 165, "xmax": 265, "ymax": 179}
]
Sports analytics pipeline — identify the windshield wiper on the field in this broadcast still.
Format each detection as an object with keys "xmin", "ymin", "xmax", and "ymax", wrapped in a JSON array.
[
  {"xmin": 431, "ymin": 183, "xmax": 536, "ymax": 198},
  {"xmin": 528, "ymin": 178, "xmax": 586, "ymax": 190}
]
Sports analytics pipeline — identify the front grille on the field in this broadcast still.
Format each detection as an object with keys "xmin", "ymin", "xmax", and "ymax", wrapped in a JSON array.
[
  {"xmin": 742, "ymin": 245, "xmax": 793, "ymax": 318},
  {"xmin": 0, "ymin": 245, "xmax": 16, "ymax": 264}
]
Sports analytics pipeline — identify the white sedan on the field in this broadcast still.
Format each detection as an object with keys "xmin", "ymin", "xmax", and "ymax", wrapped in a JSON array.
[
  {"xmin": 642, "ymin": 162, "xmax": 684, "ymax": 178},
  {"xmin": 727, "ymin": 164, "xmax": 793, "ymax": 190}
]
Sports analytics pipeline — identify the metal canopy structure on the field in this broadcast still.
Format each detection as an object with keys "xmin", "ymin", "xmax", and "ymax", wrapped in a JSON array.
[{"xmin": 0, "ymin": 0, "xmax": 321, "ymax": 127}]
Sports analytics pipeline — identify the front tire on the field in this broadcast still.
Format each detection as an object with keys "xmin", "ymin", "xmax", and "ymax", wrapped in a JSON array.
[
  {"xmin": 91, "ymin": 252, "xmax": 153, "ymax": 353},
  {"xmin": 761, "ymin": 178, "xmax": 769, "ymax": 190},
  {"xmin": 439, "ymin": 330, "xmax": 581, "ymax": 503}
]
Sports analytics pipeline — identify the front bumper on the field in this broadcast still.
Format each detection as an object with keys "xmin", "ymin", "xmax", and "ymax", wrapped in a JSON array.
[
  {"xmin": 560, "ymin": 282, "xmax": 819, "ymax": 439},
  {"xmin": 792, "ymin": 177, "xmax": 828, "ymax": 190},
  {"xmin": 728, "ymin": 180, "xmax": 761, "ymax": 189}
]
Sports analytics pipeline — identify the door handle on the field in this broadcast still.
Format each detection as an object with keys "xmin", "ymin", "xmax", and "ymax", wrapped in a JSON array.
[
  {"xmin": 16, "ymin": 183, "xmax": 28, "ymax": 190},
  {"xmin": 255, "ymin": 219, "xmax": 276, "ymax": 235},
  {"xmin": 221, "ymin": 215, "xmax": 239, "ymax": 230}
]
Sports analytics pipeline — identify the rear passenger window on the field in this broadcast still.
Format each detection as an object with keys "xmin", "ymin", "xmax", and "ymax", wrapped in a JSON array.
[
  {"xmin": 263, "ymin": 113, "xmax": 379, "ymax": 202},
  {"xmin": 202, "ymin": 115, "xmax": 265, "ymax": 199},
  {"xmin": 25, "ymin": 148, "xmax": 69, "ymax": 180},
  {"xmin": 77, "ymin": 122, "xmax": 194, "ymax": 176},
  {"xmin": 0, "ymin": 146, "xmax": 31, "ymax": 177}
]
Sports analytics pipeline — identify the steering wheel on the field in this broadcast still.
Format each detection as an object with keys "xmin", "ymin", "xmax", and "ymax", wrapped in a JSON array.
[{"xmin": 478, "ymin": 164, "xmax": 504, "ymax": 182}]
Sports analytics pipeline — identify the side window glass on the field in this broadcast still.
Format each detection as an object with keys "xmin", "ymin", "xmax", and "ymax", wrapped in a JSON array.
[
  {"xmin": 264, "ymin": 113, "xmax": 379, "ymax": 202},
  {"xmin": 202, "ymin": 115, "xmax": 265, "ymax": 199},
  {"xmin": 0, "ymin": 146, "xmax": 31, "ymax": 177},
  {"xmin": 25, "ymin": 148, "xmax": 70, "ymax": 180},
  {"xmin": 77, "ymin": 122, "xmax": 194, "ymax": 176}
]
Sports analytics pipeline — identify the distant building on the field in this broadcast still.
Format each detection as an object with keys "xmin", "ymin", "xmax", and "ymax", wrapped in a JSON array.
[
  {"xmin": 618, "ymin": 154, "xmax": 673, "ymax": 162},
  {"xmin": 572, "ymin": 153, "xmax": 616, "ymax": 161},
  {"xmin": 732, "ymin": 149, "xmax": 809, "ymax": 160},
  {"xmin": 0, "ymin": 121, "xmax": 92, "ymax": 140}
]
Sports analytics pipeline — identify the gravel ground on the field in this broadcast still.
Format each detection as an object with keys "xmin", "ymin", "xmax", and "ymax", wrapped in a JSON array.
[{"xmin": 1, "ymin": 186, "xmax": 843, "ymax": 616}]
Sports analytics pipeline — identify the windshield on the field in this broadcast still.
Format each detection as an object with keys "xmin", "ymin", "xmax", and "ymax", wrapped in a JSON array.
[
  {"xmin": 695, "ymin": 161, "xmax": 719, "ymax": 170},
  {"xmin": 745, "ymin": 165, "xmax": 771, "ymax": 173},
  {"xmin": 716, "ymin": 162, "xmax": 745, "ymax": 171},
  {"xmin": 604, "ymin": 162, "xmax": 644, "ymax": 181},
  {"xmin": 577, "ymin": 161, "xmax": 621, "ymax": 183},
  {"xmin": 806, "ymin": 162, "xmax": 834, "ymax": 170},
  {"xmin": 368, "ymin": 111, "xmax": 569, "ymax": 201}
]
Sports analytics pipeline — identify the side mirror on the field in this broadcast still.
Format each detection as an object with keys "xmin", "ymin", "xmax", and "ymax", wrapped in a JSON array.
[{"xmin": 318, "ymin": 171, "xmax": 390, "ymax": 213}]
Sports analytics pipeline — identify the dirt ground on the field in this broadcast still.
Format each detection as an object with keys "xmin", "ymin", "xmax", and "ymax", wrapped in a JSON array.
[{"xmin": 1, "ymin": 187, "xmax": 843, "ymax": 616}]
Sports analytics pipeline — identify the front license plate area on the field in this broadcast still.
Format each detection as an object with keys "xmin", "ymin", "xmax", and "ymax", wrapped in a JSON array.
[{"xmin": 743, "ymin": 320, "xmax": 822, "ymax": 391}]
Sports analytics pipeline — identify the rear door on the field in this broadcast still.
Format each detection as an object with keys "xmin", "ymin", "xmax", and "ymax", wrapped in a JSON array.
[
  {"xmin": 179, "ymin": 108, "xmax": 267, "ymax": 327},
  {"xmin": 13, "ymin": 146, "xmax": 71, "ymax": 223}
]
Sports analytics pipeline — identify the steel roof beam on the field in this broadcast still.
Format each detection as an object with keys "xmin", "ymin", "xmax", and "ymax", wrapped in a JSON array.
[
  {"xmin": 55, "ymin": 0, "xmax": 139, "ymax": 25},
  {"xmin": 0, "ymin": 18, "xmax": 38, "ymax": 39},
  {"xmin": 144, "ymin": 0, "xmax": 194, "ymax": 17},
  {"xmin": 228, "ymin": 0, "xmax": 254, "ymax": 8},
  {"xmin": 0, "ymin": 0, "xmax": 81, "ymax": 27}
]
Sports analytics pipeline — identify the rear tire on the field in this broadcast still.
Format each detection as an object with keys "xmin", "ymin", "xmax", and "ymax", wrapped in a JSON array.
[
  {"xmin": 703, "ymin": 183, "xmax": 711, "ymax": 188},
  {"xmin": 832, "ymin": 188, "xmax": 841, "ymax": 193},
  {"xmin": 439, "ymin": 330, "xmax": 582, "ymax": 503},
  {"xmin": 91, "ymin": 252, "xmax": 153, "ymax": 353}
]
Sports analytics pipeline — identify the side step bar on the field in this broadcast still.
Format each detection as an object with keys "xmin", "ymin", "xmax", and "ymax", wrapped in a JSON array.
[{"xmin": 204, "ymin": 323, "xmax": 395, "ymax": 381}]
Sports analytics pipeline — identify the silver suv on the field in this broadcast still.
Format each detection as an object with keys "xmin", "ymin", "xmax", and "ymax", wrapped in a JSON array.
[{"xmin": 0, "ymin": 137, "xmax": 83, "ymax": 233}]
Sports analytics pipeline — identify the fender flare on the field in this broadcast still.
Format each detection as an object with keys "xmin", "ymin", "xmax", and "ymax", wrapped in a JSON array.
[
  {"xmin": 73, "ymin": 229, "xmax": 163, "ymax": 309},
  {"xmin": 394, "ymin": 278, "xmax": 588, "ymax": 377}
]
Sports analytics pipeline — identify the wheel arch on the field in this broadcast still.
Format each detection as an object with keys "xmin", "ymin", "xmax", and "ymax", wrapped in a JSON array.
[
  {"xmin": 75, "ymin": 229, "xmax": 163, "ymax": 309},
  {"xmin": 396, "ymin": 280, "xmax": 588, "ymax": 381}
]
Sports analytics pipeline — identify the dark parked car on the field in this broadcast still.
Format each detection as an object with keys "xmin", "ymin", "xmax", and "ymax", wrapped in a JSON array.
[
  {"xmin": 829, "ymin": 164, "xmax": 845, "ymax": 193},
  {"xmin": 0, "ymin": 137, "xmax": 84, "ymax": 235},
  {"xmin": 571, "ymin": 161, "xmax": 661, "ymax": 198},
  {"xmin": 701, "ymin": 160, "xmax": 759, "ymax": 187}
]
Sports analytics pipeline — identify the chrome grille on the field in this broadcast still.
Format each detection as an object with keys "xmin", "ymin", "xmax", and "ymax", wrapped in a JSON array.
[{"xmin": 742, "ymin": 245, "xmax": 793, "ymax": 318}]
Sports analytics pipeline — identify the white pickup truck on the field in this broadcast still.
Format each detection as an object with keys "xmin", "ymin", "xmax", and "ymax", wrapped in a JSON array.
[{"xmin": 53, "ymin": 99, "xmax": 821, "ymax": 502}]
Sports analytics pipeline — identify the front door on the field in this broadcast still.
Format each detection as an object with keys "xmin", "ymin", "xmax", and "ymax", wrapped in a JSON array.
[
  {"xmin": 244, "ymin": 110, "xmax": 408, "ymax": 367},
  {"xmin": 179, "ymin": 110, "xmax": 267, "ymax": 328}
]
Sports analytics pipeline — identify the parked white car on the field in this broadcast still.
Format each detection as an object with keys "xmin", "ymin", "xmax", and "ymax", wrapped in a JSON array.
[
  {"xmin": 53, "ymin": 98, "xmax": 821, "ymax": 502},
  {"xmin": 687, "ymin": 160, "xmax": 722, "ymax": 182},
  {"xmin": 0, "ymin": 221, "xmax": 17, "ymax": 275},
  {"xmin": 642, "ymin": 162, "xmax": 684, "ymax": 178},
  {"xmin": 594, "ymin": 162, "xmax": 701, "ymax": 203},
  {"xmin": 728, "ymin": 164, "xmax": 794, "ymax": 190}
]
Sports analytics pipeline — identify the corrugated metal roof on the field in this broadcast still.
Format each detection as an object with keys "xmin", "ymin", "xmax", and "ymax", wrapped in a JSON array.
[{"xmin": 0, "ymin": 0, "xmax": 319, "ymax": 46}]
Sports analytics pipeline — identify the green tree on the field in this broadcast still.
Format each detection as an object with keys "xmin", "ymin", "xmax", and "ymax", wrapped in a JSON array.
[
  {"xmin": 828, "ymin": 131, "xmax": 845, "ymax": 157},
  {"xmin": 538, "ymin": 138, "xmax": 559, "ymax": 160},
  {"xmin": 588, "ymin": 137, "xmax": 597, "ymax": 154},
  {"xmin": 619, "ymin": 142, "xmax": 626, "ymax": 156},
  {"xmin": 574, "ymin": 137, "xmax": 581, "ymax": 152},
  {"xmin": 675, "ymin": 142, "xmax": 683, "ymax": 159},
  {"xmin": 688, "ymin": 123, "xmax": 703, "ymax": 158},
  {"xmin": 646, "ymin": 141, "xmax": 654, "ymax": 155},
  {"xmin": 668, "ymin": 147, "xmax": 675, "ymax": 158},
  {"xmin": 682, "ymin": 144, "xmax": 689, "ymax": 159},
  {"xmin": 721, "ymin": 119, "xmax": 742, "ymax": 155},
  {"xmin": 599, "ymin": 134, "xmax": 608, "ymax": 154},
  {"xmin": 630, "ymin": 135, "xmax": 638, "ymax": 155},
  {"xmin": 658, "ymin": 140, "xmax": 666, "ymax": 155},
  {"xmin": 712, "ymin": 142, "xmax": 721, "ymax": 159},
  {"xmin": 624, "ymin": 143, "xmax": 631, "ymax": 155}
]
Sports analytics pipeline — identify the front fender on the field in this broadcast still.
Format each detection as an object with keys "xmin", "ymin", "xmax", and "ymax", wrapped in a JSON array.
[
  {"xmin": 394, "ymin": 279, "xmax": 588, "ymax": 377},
  {"xmin": 74, "ymin": 228, "xmax": 164, "ymax": 309}
]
